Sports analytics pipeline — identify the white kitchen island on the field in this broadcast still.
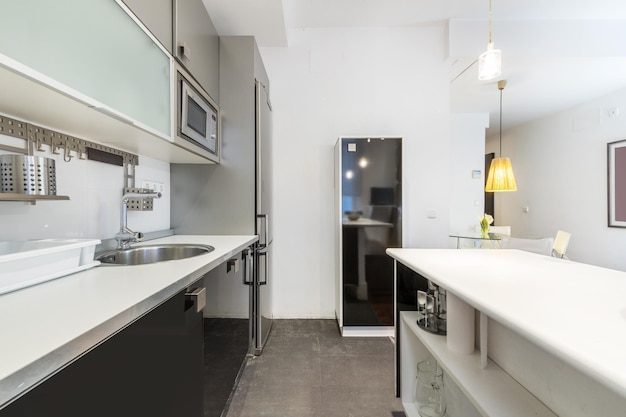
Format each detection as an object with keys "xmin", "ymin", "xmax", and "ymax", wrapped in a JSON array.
[
  {"xmin": 387, "ymin": 248, "xmax": 626, "ymax": 417},
  {"xmin": 0, "ymin": 234, "xmax": 257, "ymax": 410}
]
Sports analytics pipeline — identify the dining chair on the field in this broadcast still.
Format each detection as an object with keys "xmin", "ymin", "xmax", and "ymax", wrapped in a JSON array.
[
  {"xmin": 551, "ymin": 230, "xmax": 571, "ymax": 259},
  {"xmin": 489, "ymin": 226, "xmax": 511, "ymax": 236}
]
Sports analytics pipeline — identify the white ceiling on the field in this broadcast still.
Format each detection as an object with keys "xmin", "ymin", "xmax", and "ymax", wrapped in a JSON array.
[{"xmin": 203, "ymin": 0, "xmax": 626, "ymax": 135}]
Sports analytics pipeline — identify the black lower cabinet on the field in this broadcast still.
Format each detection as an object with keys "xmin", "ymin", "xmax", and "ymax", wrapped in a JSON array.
[
  {"xmin": 2, "ymin": 289, "xmax": 204, "ymax": 417},
  {"xmin": 203, "ymin": 318, "xmax": 250, "ymax": 417}
]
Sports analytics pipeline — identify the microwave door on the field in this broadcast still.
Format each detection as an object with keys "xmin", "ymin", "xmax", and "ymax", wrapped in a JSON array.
[
  {"xmin": 186, "ymin": 98, "xmax": 207, "ymax": 138},
  {"xmin": 181, "ymin": 82, "xmax": 216, "ymax": 152}
]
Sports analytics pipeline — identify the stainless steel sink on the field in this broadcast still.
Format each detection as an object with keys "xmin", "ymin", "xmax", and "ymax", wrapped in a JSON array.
[{"xmin": 96, "ymin": 244, "xmax": 214, "ymax": 265}]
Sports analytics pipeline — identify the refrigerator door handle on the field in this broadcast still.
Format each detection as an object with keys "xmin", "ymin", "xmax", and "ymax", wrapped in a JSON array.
[
  {"xmin": 257, "ymin": 250, "xmax": 268, "ymax": 285},
  {"xmin": 242, "ymin": 247, "xmax": 253, "ymax": 285},
  {"xmin": 257, "ymin": 214, "xmax": 269, "ymax": 248}
]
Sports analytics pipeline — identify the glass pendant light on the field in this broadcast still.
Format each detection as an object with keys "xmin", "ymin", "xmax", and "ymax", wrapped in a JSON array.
[
  {"xmin": 485, "ymin": 80, "xmax": 517, "ymax": 192},
  {"xmin": 478, "ymin": 0, "xmax": 502, "ymax": 81}
]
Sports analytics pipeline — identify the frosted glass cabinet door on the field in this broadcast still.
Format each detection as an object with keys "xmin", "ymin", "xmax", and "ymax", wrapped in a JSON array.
[{"xmin": 0, "ymin": 0, "xmax": 171, "ymax": 137}]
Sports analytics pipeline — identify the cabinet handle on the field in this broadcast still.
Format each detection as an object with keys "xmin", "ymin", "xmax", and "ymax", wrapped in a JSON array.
[
  {"xmin": 185, "ymin": 287, "xmax": 206, "ymax": 313},
  {"xmin": 227, "ymin": 258, "xmax": 240, "ymax": 274},
  {"xmin": 178, "ymin": 42, "xmax": 191, "ymax": 61}
]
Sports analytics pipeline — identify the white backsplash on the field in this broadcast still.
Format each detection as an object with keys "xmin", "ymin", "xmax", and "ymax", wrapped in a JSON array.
[{"xmin": 0, "ymin": 134, "xmax": 170, "ymax": 242}]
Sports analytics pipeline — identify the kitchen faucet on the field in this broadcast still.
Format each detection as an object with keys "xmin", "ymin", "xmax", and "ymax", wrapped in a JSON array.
[{"xmin": 115, "ymin": 191, "xmax": 162, "ymax": 249}]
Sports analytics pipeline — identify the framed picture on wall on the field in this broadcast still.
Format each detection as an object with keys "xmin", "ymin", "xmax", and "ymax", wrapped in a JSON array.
[{"xmin": 608, "ymin": 139, "xmax": 626, "ymax": 227}]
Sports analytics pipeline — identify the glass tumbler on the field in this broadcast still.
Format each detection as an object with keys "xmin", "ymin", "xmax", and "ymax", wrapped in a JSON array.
[{"xmin": 413, "ymin": 359, "xmax": 446, "ymax": 417}]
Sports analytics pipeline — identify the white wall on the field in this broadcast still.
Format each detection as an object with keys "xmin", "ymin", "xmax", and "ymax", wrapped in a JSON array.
[
  {"xmin": 260, "ymin": 25, "xmax": 451, "ymax": 319},
  {"xmin": 488, "ymin": 87, "xmax": 626, "ymax": 271},
  {"xmin": 0, "ymin": 133, "xmax": 170, "ymax": 242},
  {"xmin": 449, "ymin": 113, "xmax": 490, "ymax": 237}
]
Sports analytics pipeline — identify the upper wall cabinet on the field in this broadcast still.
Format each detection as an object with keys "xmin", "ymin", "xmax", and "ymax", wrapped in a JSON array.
[
  {"xmin": 0, "ymin": 0, "xmax": 171, "ymax": 139},
  {"xmin": 174, "ymin": 0, "xmax": 220, "ymax": 101},
  {"xmin": 122, "ymin": 0, "xmax": 174, "ymax": 55}
]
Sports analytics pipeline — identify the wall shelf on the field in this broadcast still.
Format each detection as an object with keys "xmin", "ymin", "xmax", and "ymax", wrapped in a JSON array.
[{"xmin": 400, "ymin": 311, "xmax": 557, "ymax": 417}]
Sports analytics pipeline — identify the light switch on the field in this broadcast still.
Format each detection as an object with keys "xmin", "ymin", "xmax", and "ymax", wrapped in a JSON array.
[
  {"xmin": 427, "ymin": 209, "xmax": 437, "ymax": 219},
  {"xmin": 523, "ymin": 205, "xmax": 530, "ymax": 213}
]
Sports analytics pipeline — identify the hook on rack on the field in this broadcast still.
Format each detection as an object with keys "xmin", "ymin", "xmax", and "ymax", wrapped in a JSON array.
[{"xmin": 63, "ymin": 146, "xmax": 73, "ymax": 162}]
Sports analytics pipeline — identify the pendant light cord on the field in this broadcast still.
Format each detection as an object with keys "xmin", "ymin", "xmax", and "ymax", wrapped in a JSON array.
[
  {"xmin": 488, "ymin": 0, "xmax": 493, "ymax": 45},
  {"xmin": 497, "ymin": 79, "xmax": 506, "ymax": 157},
  {"xmin": 499, "ymin": 84, "xmax": 502, "ymax": 157}
]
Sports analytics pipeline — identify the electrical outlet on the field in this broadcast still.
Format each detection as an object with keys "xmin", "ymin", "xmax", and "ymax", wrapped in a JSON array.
[{"xmin": 141, "ymin": 180, "xmax": 165, "ymax": 195}]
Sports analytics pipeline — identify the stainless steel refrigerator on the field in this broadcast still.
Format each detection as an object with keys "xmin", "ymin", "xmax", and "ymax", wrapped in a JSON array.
[
  {"xmin": 171, "ymin": 36, "xmax": 273, "ymax": 355},
  {"xmin": 335, "ymin": 137, "xmax": 402, "ymax": 336}
]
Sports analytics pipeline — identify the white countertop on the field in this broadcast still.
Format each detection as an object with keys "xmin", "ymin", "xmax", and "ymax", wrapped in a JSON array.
[
  {"xmin": 386, "ymin": 248, "xmax": 626, "ymax": 398},
  {"xmin": 0, "ymin": 234, "xmax": 257, "ymax": 409}
]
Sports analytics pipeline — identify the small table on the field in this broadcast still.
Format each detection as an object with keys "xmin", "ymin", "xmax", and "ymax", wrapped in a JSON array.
[{"xmin": 449, "ymin": 232, "xmax": 505, "ymax": 249}]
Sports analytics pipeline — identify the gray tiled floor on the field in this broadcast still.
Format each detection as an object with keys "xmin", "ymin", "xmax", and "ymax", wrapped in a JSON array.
[{"xmin": 225, "ymin": 319, "xmax": 404, "ymax": 417}]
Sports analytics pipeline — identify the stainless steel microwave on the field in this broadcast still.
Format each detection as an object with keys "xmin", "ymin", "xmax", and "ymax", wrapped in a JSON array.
[{"xmin": 175, "ymin": 65, "xmax": 219, "ymax": 161}]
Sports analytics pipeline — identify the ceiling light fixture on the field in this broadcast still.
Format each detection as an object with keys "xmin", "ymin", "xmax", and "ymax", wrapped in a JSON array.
[
  {"xmin": 485, "ymin": 80, "xmax": 517, "ymax": 192},
  {"xmin": 478, "ymin": 0, "xmax": 502, "ymax": 81}
]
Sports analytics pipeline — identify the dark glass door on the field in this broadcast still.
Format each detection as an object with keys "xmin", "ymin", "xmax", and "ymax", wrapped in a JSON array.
[{"xmin": 341, "ymin": 137, "xmax": 402, "ymax": 327}]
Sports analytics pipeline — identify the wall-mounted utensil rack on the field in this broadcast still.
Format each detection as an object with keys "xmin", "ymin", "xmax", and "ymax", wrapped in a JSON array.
[
  {"xmin": 123, "ymin": 187, "xmax": 158, "ymax": 212},
  {"xmin": 0, "ymin": 112, "xmax": 139, "ymax": 204}
]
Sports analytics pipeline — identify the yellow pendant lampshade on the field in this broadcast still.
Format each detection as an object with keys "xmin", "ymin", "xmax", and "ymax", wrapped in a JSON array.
[
  {"xmin": 486, "ymin": 80, "xmax": 517, "ymax": 192},
  {"xmin": 485, "ymin": 157, "xmax": 516, "ymax": 191}
]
